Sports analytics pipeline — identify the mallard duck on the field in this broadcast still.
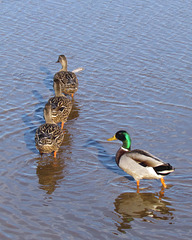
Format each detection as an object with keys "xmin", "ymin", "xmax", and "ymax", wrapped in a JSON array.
[
  {"xmin": 46, "ymin": 79, "xmax": 72, "ymax": 129},
  {"xmin": 35, "ymin": 103, "xmax": 64, "ymax": 158},
  {"xmin": 54, "ymin": 55, "xmax": 83, "ymax": 98},
  {"xmin": 107, "ymin": 130, "xmax": 175, "ymax": 189}
]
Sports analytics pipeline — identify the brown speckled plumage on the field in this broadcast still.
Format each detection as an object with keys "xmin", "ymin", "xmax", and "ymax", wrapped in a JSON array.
[
  {"xmin": 35, "ymin": 123, "xmax": 64, "ymax": 154},
  {"xmin": 54, "ymin": 71, "xmax": 78, "ymax": 95},
  {"xmin": 47, "ymin": 96, "xmax": 72, "ymax": 124},
  {"xmin": 54, "ymin": 55, "xmax": 79, "ymax": 96},
  {"xmin": 35, "ymin": 103, "xmax": 64, "ymax": 156},
  {"xmin": 46, "ymin": 78, "xmax": 73, "ymax": 128}
]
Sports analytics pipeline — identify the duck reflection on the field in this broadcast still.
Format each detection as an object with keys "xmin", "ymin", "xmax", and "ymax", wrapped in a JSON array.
[
  {"xmin": 36, "ymin": 158, "xmax": 66, "ymax": 194},
  {"xmin": 36, "ymin": 128, "xmax": 72, "ymax": 194},
  {"xmin": 114, "ymin": 191, "xmax": 174, "ymax": 233}
]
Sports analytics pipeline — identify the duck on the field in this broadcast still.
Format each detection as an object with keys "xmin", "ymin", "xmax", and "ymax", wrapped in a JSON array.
[
  {"xmin": 107, "ymin": 130, "xmax": 175, "ymax": 189},
  {"xmin": 46, "ymin": 79, "xmax": 72, "ymax": 129},
  {"xmin": 35, "ymin": 102, "xmax": 64, "ymax": 158},
  {"xmin": 53, "ymin": 55, "xmax": 84, "ymax": 98}
]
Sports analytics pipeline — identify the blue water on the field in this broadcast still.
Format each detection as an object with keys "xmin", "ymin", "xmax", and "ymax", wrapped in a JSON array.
[{"xmin": 0, "ymin": 0, "xmax": 192, "ymax": 239}]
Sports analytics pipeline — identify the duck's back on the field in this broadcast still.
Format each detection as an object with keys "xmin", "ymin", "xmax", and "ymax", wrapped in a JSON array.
[
  {"xmin": 116, "ymin": 148, "xmax": 174, "ymax": 181},
  {"xmin": 48, "ymin": 96, "xmax": 72, "ymax": 123},
  {"xmin": 35, "ymin": 123, "xmax": 64, "ymax": 153},
  {"xmin": 54, "ymin": 71, "xmax": 78, "ymax": 95}
]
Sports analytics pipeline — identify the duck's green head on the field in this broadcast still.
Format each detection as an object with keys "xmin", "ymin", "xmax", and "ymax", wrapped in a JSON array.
[{"xmin": 107, "ymin": 130, "xmax": 131, "ymax": 150}]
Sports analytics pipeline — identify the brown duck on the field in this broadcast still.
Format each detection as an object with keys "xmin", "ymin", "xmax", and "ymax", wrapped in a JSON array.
[
  {"xmin": 46, "ymin": 79, "xmax": 72, "ymax": 129},
  {"xmin": 35, "ymin": 103, "xmax": 64, "ymax": 158},
  {"xmin": 54, "ymin": 55, "xmax": 83, "ymax": 98}
]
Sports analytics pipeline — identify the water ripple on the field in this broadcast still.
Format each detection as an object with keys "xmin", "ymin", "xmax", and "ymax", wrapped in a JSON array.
[{"xmin": 0, "ymin": 0, "xmax": 192, "ymax": 239}]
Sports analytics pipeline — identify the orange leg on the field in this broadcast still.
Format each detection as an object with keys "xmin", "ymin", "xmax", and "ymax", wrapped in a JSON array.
[
  {"xmin": 61, "ymin": 122, "xmax": 64, "ymax": 129},
  {"xmin": 54, "ymin": 151, "xmax": 57, "ymax": 158},
  {"xmin": 71, "ymin": 93, "xmax": 74, "ymax": 98},
  {"xmin": 136, "ymin": 180, "xmax": 140, "ymax": 193},
  {"xmin": 161, "ymin": 178, "xmax": 167, "ymax": 188},
  {"xmin": 137, "ymin": 180, "xmax": 140, "ymax": 187}
]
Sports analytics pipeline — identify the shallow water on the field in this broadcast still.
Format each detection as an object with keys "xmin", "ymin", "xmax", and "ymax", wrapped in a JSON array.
[{"xmin": 0, "ymin": 0, "xmax": 192, "ymax": 239}]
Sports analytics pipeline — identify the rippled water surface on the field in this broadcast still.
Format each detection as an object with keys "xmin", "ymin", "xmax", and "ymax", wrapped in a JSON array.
[{"xmin": 1, "ymin": 0, "xmax": 192, "ymax": 239}]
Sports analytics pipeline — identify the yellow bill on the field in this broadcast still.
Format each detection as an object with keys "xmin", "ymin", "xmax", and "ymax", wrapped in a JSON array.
[{"xmin": 107, "ymin": 135, "xmax": 117, "ymax": 141}]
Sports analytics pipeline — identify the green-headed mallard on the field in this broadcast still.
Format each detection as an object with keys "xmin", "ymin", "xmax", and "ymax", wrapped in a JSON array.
[
  {"xmin": 35, "ymin": 102, "xmax": 64, "ymax": 158},
  {"xmin": 54, "ymin": 55, "xmax": 83, "ymax": 98},
  {"xmin": 46, "ymin": 79, "xmax": 72, "ymax": 129},
  {"xmin": 107, "ymin": 130, "xmax": 175, "ymax": 189}
]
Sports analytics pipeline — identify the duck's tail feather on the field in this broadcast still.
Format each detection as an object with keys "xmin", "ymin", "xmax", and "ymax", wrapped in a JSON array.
[
  {"xmin": 153, "ymin": 163, "xmax": 175, "ymax": 176},
  {"xmin": 72, "ymin": 67, "xmax": 84, "ymax": 73}
]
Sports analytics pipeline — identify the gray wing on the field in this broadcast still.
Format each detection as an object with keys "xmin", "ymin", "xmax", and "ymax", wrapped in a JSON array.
[{"xmin": 126, "ymin": 149, "xmax": 165, "ymax": 167}]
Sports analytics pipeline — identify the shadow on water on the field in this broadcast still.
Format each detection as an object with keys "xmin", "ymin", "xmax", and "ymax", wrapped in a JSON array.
[
  {"xmin": 31, "ymin": 90, "xmax": 47, "ymax": 123},
  {"xmin": 40, "ymin": 66, "xmax": 54, "ymax": 94},
  {"xmin": 21, "ymin": 114, "xmax": 38, "ymax": 154},
  {"xmin": 22, "ymin": 90, "xmax": 47, "ymax": 153},
  {"xmin": 85, "ymin": 139, "xmax": 133, "ymax": 181},
  {"xmin": 114, "ymin": 191, "xmax": 175, "ymax": 233}
]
